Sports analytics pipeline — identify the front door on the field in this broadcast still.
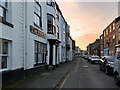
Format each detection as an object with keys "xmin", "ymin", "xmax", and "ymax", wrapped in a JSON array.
[{"xmin": 49, "ymin": 44, "xmax": 53, "ymax": 65}]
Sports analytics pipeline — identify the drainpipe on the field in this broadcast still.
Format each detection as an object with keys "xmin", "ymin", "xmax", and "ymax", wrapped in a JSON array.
[{"xmin": 24, "ymin": 0, "xmax": 28, "ymax": 70}]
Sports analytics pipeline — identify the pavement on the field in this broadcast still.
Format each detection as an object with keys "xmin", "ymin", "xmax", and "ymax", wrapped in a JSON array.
[
  {"xmin": 58, "ymin": 57, "xmax": 120, "ymax": 88},
  {"xmin": 7, "ymin": 58, "xmax": 77, "ymax": 88}
]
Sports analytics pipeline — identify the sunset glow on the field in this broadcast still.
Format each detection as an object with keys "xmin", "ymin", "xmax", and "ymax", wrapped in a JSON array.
[{"xmin": 57, "ymin": 1, "xmax": 118, "ymax": 50}]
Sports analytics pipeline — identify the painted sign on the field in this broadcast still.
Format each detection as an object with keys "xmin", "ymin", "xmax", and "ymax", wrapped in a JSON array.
[{"xmin": 30, "ymin": 25, "xmax": 46, "ymax": 39}]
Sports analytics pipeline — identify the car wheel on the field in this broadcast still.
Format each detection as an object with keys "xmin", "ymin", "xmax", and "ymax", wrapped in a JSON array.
[{"xmin": 115, "ymin": 74, "xmax": 120, "ymax": 85}]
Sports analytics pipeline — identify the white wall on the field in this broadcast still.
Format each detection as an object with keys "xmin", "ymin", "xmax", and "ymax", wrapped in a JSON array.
[{"xmin": 1, "ymin": 1, "xmax": 25, "ymax": 70}]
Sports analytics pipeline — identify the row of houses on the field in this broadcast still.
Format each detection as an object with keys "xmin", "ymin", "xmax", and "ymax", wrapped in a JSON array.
[
  {"xmin": 0, "ymin": 0, "xmax": 76, "ymax": 87},
  {"xmin": 87, "ymin": 16, "xmax": 120, "ymax": 58}
]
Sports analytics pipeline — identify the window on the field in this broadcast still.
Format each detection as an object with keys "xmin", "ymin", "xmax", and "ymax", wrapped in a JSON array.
[
  {"xmin": 113, "ymin": 35, "xmax": 115, "ymax": 44},
  {"xmin": 34, "ymin": 41, "xmax": 47, "ymax": 66},
  {"xmin": 113, "ymin": 23, "xmax": 115, "ymax": 30},
  {"xmin": 34, "ymin": 2, "xmax": 42, "ymax": 28},
  {"xmin": 106, "ymin": 39, "xmax": 109, "ymax": 46},
  {"xmin": 118, "ymin": 34, "xmax": 120, "ymax": 44},
  {"xmin": 104, "ymin": 31, "xmax": 105, "ymax": 37},
  {"xmin": 56, "ymin": 10, "xmax": 59, "ymax": 21},
  {"xmin": 57, "ymin": 26, "xmax": 59, "ymax": 39},
  {"xmin": 106, "ymin": 29, "xmax": 108, "ymax": 35},
  {"xmin": 109, "ymin": 26, "xmax": 111, "ymax": 33},
  {"xmin": 109, "ymin": 37, "xmax": 112, "ymax": 45},
  {"xmin": 47, "ymin": 14, "xmax": 56, "ymax": 34},
  {"xmin": 118, "ymin": 28, "xmax": 120, "ymax": 33},
  {"xmin": 47, "ymin": 0, "xmax": 55, "ymax": 7},
  {"xmin": 0, "ymin": 39, "xmax": 9, "ymax": 70},
  {"xmin": 0, "ymin": 0, "xmax": 7, "ymax": 20},
  {"xmin": 63, "ymin": 33, "xmax": 65, "ymax": 42},
  {"xmin": 47, "ymin": 0, "xmax": 52, "ymax": 6}
]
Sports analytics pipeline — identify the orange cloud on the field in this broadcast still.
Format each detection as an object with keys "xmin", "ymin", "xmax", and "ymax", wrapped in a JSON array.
[{"xmin": 57, "ymin": 2, "xmax": 118, "ymax": 50}]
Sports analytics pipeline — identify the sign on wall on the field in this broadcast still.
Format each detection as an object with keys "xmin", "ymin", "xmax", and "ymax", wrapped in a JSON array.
[{"xmin": 30, "ymin": 25, "xmax": 46, "ymax": 39}]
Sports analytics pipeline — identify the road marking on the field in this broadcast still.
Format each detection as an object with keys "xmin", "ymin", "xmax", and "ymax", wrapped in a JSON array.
[
  {"xmin": 83, "ymin": 65, "xmax": 88, "ymax": 68},
  {"xmin": 41, "ymin": 73, "xmax": 50, "ymax": 76},
  {"xmin": 59, "ymin": 74, "xmax": 69, "ymax": 89}
]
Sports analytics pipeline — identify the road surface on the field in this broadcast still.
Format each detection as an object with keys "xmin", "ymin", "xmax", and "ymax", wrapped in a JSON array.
[{"xmin": 59, "ymin": 57, "xmax": 119, "ymax": 88}]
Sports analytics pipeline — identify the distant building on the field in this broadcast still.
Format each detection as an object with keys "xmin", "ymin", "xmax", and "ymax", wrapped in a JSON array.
[
  {"xmin": 103, "ymin": 19, "xmax": 116, "ymax": 56},
  {"xmin": 100, "ymin": 34, "xmax": 104, "ymax": 57},
  {"xmin": 75, "ymin": 46, "xmax": 81, "ymax": 56},
  {"xmin": 115, "ymin": 16, "xmax": 120, "ymax": 45},
  {"xmin": 72, "ymin": 39, "xmax": 75, "ymax": 58},
  {"xmin": 87, "ymin": 39, "xmax": 100, "ymax": 56},
  {"xmin": 66, "ymin": 24, "xmax": 70, "ymax": 61},
  {"xmin": 87, "ymin": 43, "xmax": 93, "ymax": 55}
]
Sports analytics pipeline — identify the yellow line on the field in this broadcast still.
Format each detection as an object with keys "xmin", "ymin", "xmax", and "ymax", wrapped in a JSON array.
[{"xmin": 59, "ymin": 74, "xmax": 69, "ymax": 89}]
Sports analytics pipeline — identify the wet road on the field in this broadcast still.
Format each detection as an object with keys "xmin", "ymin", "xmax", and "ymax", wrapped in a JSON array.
[{"xmin": 59, "ymin": 57, "xmax": 119, "ymax": 88}]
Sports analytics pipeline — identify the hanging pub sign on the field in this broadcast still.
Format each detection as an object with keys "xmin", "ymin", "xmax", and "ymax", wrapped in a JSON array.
[{"xmin": 30, "ymin": 25, "xmax": 46, "ymax": 39}]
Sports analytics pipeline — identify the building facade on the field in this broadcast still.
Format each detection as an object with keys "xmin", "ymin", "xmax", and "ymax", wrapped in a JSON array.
[
  {"xmin": 69, "ymin": 37, "xmax": 73, "ymax": 61},
  {"xmin": 115, "ymin": 16, "xmax": 120, "ymax": 46},
  {"xmin": 103, "ymin": 20, "xmax": 116, "ymax": 56},
  {"xmin": 100, "ymin": 34, "xmax": 104, "ymax": 57},
  {"xmin": 60, "ymin": 15, "xmax": 66, "ymax": 63},
  {"xmin": 87, "ymin": 39, "xmax": 100, "ymax": 56},
  {"xmin": 0, "ymin": 0, "xmax": 75, "ymax": 87},
  {"xmin": 66, "ymin": 24, "xmax": 70, "ymax": 61},
  {"xmin": 72, "ymin": 39, "xmax": 75, "ymax": 59}
]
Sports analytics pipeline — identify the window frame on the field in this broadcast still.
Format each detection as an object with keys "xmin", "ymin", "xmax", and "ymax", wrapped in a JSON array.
[
  {"xmin": 0, "ymin": 0, "xmax": 7, "ymax": 21},
  {"xmin": 34, "ymin": 1, "xmax": 42, "ymax": 29},
  {"xmin": 34, "ymin": 41, "xmax": 47, "ymax": 66},
  {"xmin": 0, "ymin": 39, "xmax": 10, "ymax": 71},
  {"xmin": 47, "ymin": 13, "xmax": 56, "ymax": 35}
]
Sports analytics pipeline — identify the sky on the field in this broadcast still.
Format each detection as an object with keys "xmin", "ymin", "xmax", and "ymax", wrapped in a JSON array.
[{"xmin": 57, "ymin": 0, "xmax": 119, "ymax": 50}]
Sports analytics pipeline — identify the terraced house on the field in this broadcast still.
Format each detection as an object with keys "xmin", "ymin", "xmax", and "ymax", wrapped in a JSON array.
[
  {"xmin": 0, "ymin": 0, "xmax": 75, "ymax": 88},
  {"xmin": 103, "ymin": 19, "xmax": 116, "ymax": 56}
]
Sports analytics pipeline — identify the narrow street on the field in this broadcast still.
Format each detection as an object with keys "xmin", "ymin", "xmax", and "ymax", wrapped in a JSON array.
[
  {"xmin": 9, "ymin": 57, "xmax": 120, "ymax": 89},
  {"xmin": 58, "ymin": 57, "xmax": 119, "ymax": 88}
]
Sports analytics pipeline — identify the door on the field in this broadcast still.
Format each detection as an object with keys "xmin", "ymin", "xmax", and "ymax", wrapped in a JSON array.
[{"xmin": 49, "ymin": 44, "xmax": 53, "ymax": 65}]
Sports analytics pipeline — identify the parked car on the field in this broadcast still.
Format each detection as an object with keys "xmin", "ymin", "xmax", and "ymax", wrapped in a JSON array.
[
  {"xmin": 90, "ymin": 55, "xmax": 100, "ymax": 64},
  {"xmin": 87, "ymin": 55, "xmax": 92, "ymax": 62},
  {"xmin": 114, "ymin": 45, "xmax": 120, "ymax": 85},
  {"xmin": 85, "ymin": 55, "xmax": 88, "ymax": 59},
  {"xmin": 99, "ymin": 56, "xmax": 115, "ymax": 75}
]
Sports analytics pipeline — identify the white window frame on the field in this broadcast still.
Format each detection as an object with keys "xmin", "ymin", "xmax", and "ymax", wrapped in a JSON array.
[{"xmin": 0, "ymin": 40, "xmax": 10, "ymax": 71}]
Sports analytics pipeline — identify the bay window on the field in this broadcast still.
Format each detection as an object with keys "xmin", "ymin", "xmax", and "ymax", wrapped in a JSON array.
[
  {"xmin": 34, "ymin": 2, "xmax": 42, "ymax": 28},
  {"xmin": 47, "ymin": 14, "xmax": 56, "ymax": 34}
]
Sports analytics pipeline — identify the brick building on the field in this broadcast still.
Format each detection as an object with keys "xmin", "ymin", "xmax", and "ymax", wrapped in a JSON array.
[{"xmin": 103, "ymin": 20, "xmax": 116, "ymax": 56}]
